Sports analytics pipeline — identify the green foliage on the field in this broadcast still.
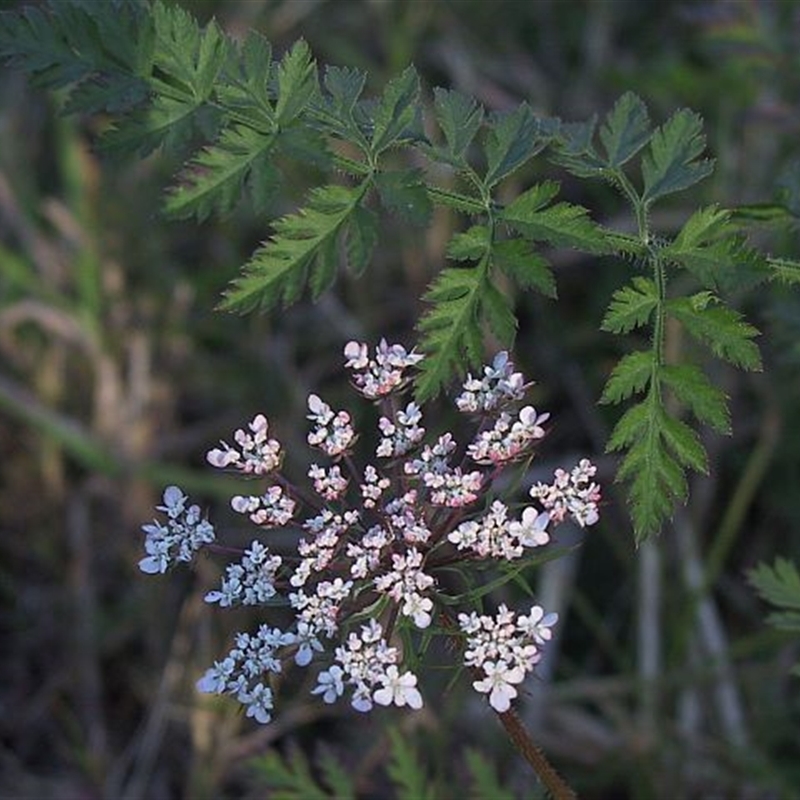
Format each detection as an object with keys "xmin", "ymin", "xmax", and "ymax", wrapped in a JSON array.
[
  {"xmin": 251, "ymin": 730, "xmax": 524, "ymax": 800},
  {"xmin": 3, "ymin": 0, "xmax": 799, "ymax": 540},
  {"xmin": 749, "ymin": 558, "xmax": 800, "ymax": 676}
]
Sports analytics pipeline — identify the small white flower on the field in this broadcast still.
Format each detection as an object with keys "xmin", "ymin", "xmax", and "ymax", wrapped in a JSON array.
[
  {"xmin": 312, "ymin": 665, "xmax": 345, "ymax": 703},
  {"xmin": 373, "ymin": 666, "xmax": 423, "ymax": 709},
  {"xmin": 472, "ymin": 660, "xmax": 525, "ymax": 712}
]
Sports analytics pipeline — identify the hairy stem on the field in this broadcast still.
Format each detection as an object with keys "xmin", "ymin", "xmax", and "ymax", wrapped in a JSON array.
[{"xmin": 495, "ymin": 705, "xmax": 577, "ymax": 800}]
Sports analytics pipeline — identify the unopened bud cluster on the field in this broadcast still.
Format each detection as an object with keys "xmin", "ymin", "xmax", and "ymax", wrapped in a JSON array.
[{"xmin": 139, "ymin": 340, "xmax": 600, "ymax": 723}]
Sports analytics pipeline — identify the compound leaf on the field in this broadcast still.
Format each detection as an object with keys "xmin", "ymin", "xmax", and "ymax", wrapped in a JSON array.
[
  {"xmin": 275, "ymin": 39, "xmax": 317, "ymax": 126},
  {"xmin": 599, "ymin": 91, "xmax": 652, "ymax": 168},
  {"xmin": 501, "ymin": 181, "xmax": 608, "ymax": 252},
  {"xmin": 484, "ymin": 104, "xmax": 549, "ymax": 189},
  {"xmin": 492, "ymin": 239, "xmax": 556, "ymax": 298},
  {"xmin": 600, "ymin": 350, "xmax": 653, "ymax": 405},
  {"xmin": 165, "ymin": 124, "xmax": 278, "ymax": 219},
  {"xmin": 221, "ymin": 182, "xmax": 368, "ymax": 313},
  {"xmin": 416, "ymin": 264, "xmax": 487, "ymax": 401},
  {"xmin": 433, "ymin": 88, "xmax": 484, "ymax": 165},
  {"xmin": 371, "ymin": 66, "xmax": 422, "ymax": 155},
  {"xmin": 601, "ymin": 277, "xmax": 658, "ymax": 334},
  {"xmin": 642, "ymin": 108, "xmax": 713, "ymax": 204},
  {"xmin": 660, "ymin": 363, "xmax": 730, "ymax": 433},
  {"xmin": 667, "ymin": 295, "xmax": 761, "ymax": 370},
  {"xmin": 374, "ymin": 168, "xmax": 433, "ymax": 226}
]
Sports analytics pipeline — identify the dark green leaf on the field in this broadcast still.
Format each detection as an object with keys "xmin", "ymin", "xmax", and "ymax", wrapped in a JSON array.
[
  {"xmin": 600, "ymin": 350, "xmax": 653, "ymax": 405},
  {"xmin": 662, "ymin": 206, "xmax": 769, "ymax": 292},
  {"xmin": 667, "ymin": 295, "xmax": 762, "ymax": 370},
  {"xmin": 316, "ymin": 65, "xmax": 369, "ymax": 147},
  {"xmin": 416, "ymin": 264, "xmax": 486, "ymax": 401},
  {"xmin": 482, "ymin": 282, "xmax": 517, "ymax": 346},
  {"xmin": 221, "ymin": 182, "xmax": 367, "ymax": 313},
  {"xmin": 599, "ymin": 91, "xmax": 652, "ymax": 167},
  {"xmin": 501, "ymin": 182, "xmax": 609, "ymax": 252},
  {"xmin": 275, "ymin": 39, "xmax": 317, "ymax": 126},
  {"xmin": 374, "ymin": 169, "xmax": 433, "ymax": 226},
  {"xmin": 371, "ymin": 66, "xmax": 422, "ymax": 155},
  {"xmin": 492, "ymin": 239, "xmax": 556, "ymax": 298},
  {"xmin": 483, "ymin": 104, "xmax": 549, "ymax": 188},
  {"xmin": 660, "ymin": 363, "xmax": 730, "ymax": 433},
  {"xmin": 642, "ymin": 109, "xmax": 713, "ymax": 204},
  {"xmin": 601, "ymin": 277, "xmax": 658, "ymax": 334},
  {"xmin": 164, "ymin": 125, "xmax": 277, "ymax": 220},
  {"xmin": 216, "ymin": 31, "xmax": 276, "ymax": 130},
  {"xmin": 433, "ymin": 88, "xmax": 484, "ymax": 163},
  {"xmin": 345, "ymin": 205, "xmax": 378, "ymax": 276}
]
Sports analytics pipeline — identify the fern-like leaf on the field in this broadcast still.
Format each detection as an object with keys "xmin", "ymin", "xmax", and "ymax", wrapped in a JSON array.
[
  {"xmin": 416, "ymin": 263, "xmax": 487, "ymax": 401},
  {"xmin": 371, "ymin": 66, "xmax": 423, "ymax": 155},
  {"xmin": 274, "ymin": 39, "xmax": 317, "ymax": 126},
  {"xmin": 492, "ymin": 239, "xmax": 556, "ymax": 298},
  {"xmin": 599, "ymin": 350, "xmax": 653, "ymax": 404},
  {"xmin": 220, "ymin": 182, "xmax": 368, "ymax": 313},
  {"xmin": 599, "ymin": 91, "xmax": 652, "ymax": 168},
  {"xmin": 601, "ymin": 277, "xmax": 658, "ymax": 334},
  {"xmin": 387, "ymin": 728, "xmax": 436, "ymax": 800},
  {"xmin": 500, "ymin": 181, "xmax": 609, "ymax": 253},
  {"xmin": 667, "ymin": 295, "xmax": 761, "ymax": 370},
  {"xmin": 483, "ymin": 104, "xmax": 550, "ymax": 189},
  {"xmin": 660, "ymin": 363, "xmax": 730, "ymax": 433},
  {"xmin": 642, "ymin": 109, "xmax": 714, "ymax": 204},
  {"xmin": 433, "ymin": 88, "xmax": 484, "ymax": 166},
  {"xmin": 164, "ymin": 125, "xmax": 278, "ymax": 219},
  {"xmin": 374, "ymin": 168, "xmax": 433, "ymax": 226},
  {"xmin": 662, "ymin": 206, "xmax": 768, "ymax": 292}
]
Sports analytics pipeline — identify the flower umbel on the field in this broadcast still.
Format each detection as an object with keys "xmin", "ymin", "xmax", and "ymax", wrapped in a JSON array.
[{"xmin": 139, "ymin": 341, "xmax": 600, "ymax": 724}]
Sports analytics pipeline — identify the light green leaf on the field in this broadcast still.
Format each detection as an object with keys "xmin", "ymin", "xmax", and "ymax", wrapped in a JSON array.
[
  {"xmin": 501, "ymin": 183, "xmax": 609, "ymax": 253},
  {"xmin": 221, "ymin": 182, "xmax": 368, "ymax": 313},
  {"xmin": 600, "ymin": 350, "xmax": 653, "ymax": 405},
  {"xmin": 660, "ymin": 363, "xmax": 730, "ymax": 433},
  {"xmin": 275, "ymin": 39, "xmax": 317, "ymax": 126},
  {"xmin": 164, "ymin": 125, "xmax": 277, "ymax": 220},
  {"xmin": 344, "ymin": 205, "xmax": 378, "ymax": 276},
  {"xmin": 374, "ymin": 169, "xmax": 433, "ymax": 226},
  {"xmin": 492, "ymin": 239, "xmax": 556, "ymax": 298},
  {"xmin": 387, "ymin": 728, "xmax": 436, "ymax": 800},
  {"xmin": 601, "ymin": 277, "xmax": 658, "ymax": 334},
  {"xmin": 416, "ymin": 264, "xmax": 486, "ymax": 401},
  {"xmin": 216, "ymin": 31, "xmax": 276, "ymax": 130},
  {"xmin": 667, "ymin": 295, "xmax": 762, "ymax": 370},
  {"xmin": 768, "ymin": 256, "xmax": 800, "ymax": 285},
  {"xmin": 749, "ymin": 558, "xmax": 800, "ymax": 612},
  {"xmin": 599, "ymin": 91, "xmax": 652, "ymax": 168},
  {"xmin": 659, "ymin": 413, "xmax": 708, "ymax": 473},
  {"xmin": 371, "ymin": 66, "xmax": 422, "ymax": 155},
  {"xmin": 642, "ymin": 108, "xmax": 713, "ymax": 204},
  {"xmin": 483, "ymin": 103, "xmax": 549, "ymax": 188},
  {"xmin": 465, "ymin": 749, "xmax": 517, "ymax": 800},
  {"xmin": 433, "ymin": 88, "xmax": 484, "ymax": 163},
  {"xmin": 447, "ymin": 226, "xmax": 491, "ymax": 261}
]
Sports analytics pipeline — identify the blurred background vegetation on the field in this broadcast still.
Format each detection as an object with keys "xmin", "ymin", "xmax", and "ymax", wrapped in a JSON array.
[{"xmin": 1, "ymin": 0, "xmax": 800, "ymax": 798}]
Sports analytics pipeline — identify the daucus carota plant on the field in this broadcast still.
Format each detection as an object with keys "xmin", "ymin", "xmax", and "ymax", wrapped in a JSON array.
[{"xmin": 139, "ymin": 341, "xmax": 597, "ymax": 791}]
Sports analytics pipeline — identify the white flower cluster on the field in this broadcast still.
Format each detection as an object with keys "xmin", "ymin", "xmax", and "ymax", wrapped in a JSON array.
[
  {"xmin": 529, "ymin": 458, "xmax": 601, "ymax": 527},
  {"xmin": 140, "ymin": 342, "xmax": 600, "ymax": 724},
  {"xmin": 344, "ymin": 338, "xmax": 423, "ymax": 399},
  {"xmin": 459, "ymin": 604, "xmax": 558, "ymax": 712},
  {"xmin": 206, "ymin": 414, "xmax": 282, "ymax": 474},
  {"xmin": 139, "ymin": 486, "xmax": 215, "ymax": 574}
]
